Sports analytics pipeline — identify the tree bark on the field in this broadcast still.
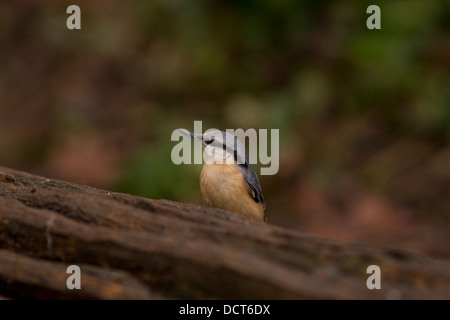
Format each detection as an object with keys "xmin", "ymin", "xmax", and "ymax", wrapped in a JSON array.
[{"xmin": 0, "ymin": 166, "xmax": 449, "ymax": 299}]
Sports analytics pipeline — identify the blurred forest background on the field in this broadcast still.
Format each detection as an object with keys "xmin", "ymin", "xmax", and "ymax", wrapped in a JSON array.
[{"xmin": 1, "ymin": 1, "xmax": 449, "ymax": 257}]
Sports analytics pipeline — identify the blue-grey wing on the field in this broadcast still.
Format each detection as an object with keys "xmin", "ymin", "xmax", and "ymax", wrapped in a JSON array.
[{"xmin": 237, "ymin": 163, "xmax": 266, "ymax": 211}]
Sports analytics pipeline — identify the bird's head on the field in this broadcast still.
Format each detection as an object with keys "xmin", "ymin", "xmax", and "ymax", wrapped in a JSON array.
[{"xmin": 178, "ymin": 129, "xmax": 248, "ymax": 165}]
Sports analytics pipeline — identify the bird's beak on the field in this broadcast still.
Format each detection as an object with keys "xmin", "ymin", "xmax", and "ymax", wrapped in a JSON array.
[{"xmin": 178, "ymin": 129, "xmax": 203, "ymax": 144}]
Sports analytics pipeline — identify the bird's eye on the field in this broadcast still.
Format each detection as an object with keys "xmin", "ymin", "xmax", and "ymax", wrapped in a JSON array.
[{"xmin": 205, "ymin": 136, "xmax": 215, "ymax": 145}]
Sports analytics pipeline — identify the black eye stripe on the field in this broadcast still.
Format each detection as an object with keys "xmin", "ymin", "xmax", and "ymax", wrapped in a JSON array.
[{"xmin": 204, "ymin": 136, "xmax": 215, "ymax": 145}]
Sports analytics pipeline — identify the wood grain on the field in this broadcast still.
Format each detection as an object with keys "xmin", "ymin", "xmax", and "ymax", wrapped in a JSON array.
[{"xmin": 0, "ymin": 166, "xmax": 449, "ymax": 299}]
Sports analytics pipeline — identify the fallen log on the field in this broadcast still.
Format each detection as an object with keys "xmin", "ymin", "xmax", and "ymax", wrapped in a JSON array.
[{"xmin": 0, "ymin": 166, "xmax": 449, "ymax": 299}]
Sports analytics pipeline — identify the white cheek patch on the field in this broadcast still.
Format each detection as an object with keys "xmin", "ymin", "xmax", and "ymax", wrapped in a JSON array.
[
  {"xmin": 204, "ymin": 146, "xmax": 214, "ymax": 164},
  {"xmin": 204, "ymin": 146, "xmax": 234, "ymax": 164},
  {"xmin": 224, "ymin": 151, "xmax": 234, "ymax": 164}
]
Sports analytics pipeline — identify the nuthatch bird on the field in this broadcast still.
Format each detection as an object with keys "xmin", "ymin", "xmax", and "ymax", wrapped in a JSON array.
[{"xmin": 178, "ymin": 129, "xmax": 266, "ymax": 223}]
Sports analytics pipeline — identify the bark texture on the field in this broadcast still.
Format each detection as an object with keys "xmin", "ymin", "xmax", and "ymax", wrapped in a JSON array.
[{"xmin": 0, "ymin": 166, "xmax": 449, "ymax": 299}]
